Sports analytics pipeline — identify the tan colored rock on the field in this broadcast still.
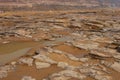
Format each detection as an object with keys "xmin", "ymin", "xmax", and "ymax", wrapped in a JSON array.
[
  {"xmin": 101, "ymin": 60, "xmax": 112, "ymax": 67},
  {"xmin": 33, "ymin": 54, "xmax": 57, "ymax": 64},
  {"xmin": 11, "ymin": 61, "xmax": 17, "ymax": 66},
  {"xmin": 66, "ymin": 54, "xmax": 79, "ymax": 61},
  {"xmin": 19, "ymin": 57, "xmax": 33, "ymax": 66},
  {"xmin": 91, "ymin": 37, "xmax": 113, "ymax": 43},
  {"xmin": 94, "ymin": 74, "xmax": 112, "ymax": 80},
  {"xmin": 72, "ymin": 40, "xmax": 99, "ymax": 50},
  {"xmin": 2, "ymin": 41, "xmax": 10, "ymax": 44},
  {"xmin": 59, "ymin": 70, "xmax": 86, "ymax": 79},
  {"xmin": 49, "ymin": 70, "xmax": 86, "ymax": 80},
  {"xmin": 49, "ymin": 73, "xmax": 71, "ymax": 80},
  {"xmin": 0, "ymin": 65, "xmax": 14, "ymax": 79},
  {"xmin": 114, "ymin": 54, "xmax": 120, "ymax": 59},
  {"xmin": 111, "ymin": 62, "xmax": 120, "ymax": 72},
  {"xmin": 35, "ymin": 62, "xmax": 51, "ymax": 69},
  {"xmin": 90, "ymin": 50, "xmax": 112, "ymax": 58},
  {"xmin": 0, "ymin": 70, "xmax": 7, "ymax": 79},
  {"xmin": 21, "ymin": 76, "xmax": 36, "ymax": 80},
  {"xmin": 53, "ymin": 50, "xmax": 63, "ymax": 54},
  {"xmin": 79, "ymin": 58, "xmax": 89, "ymax": 62},
  {"xmin": 57, "ymin": 62, "xmax": 69, "ymax": 69},
  {"xmin": 52, "ymin": 76, "xmax": 70, "ymax": 80}
]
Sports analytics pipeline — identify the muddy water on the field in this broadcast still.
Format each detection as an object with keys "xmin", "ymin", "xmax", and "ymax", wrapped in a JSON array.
[
  {"xmin": 0, "ymin": 41, "xmax": 43, "ymax": 65},
  {"xmin": 0, "ymin": 48, "xmax": 31, "ymax": 65},
  {"xmin": 0, "ymin": 36, "xmax": 72, "ymax": 54},
  {"xmin": 0, "ymin": 41, "xmax": 42, "ymax": 54},
  {"xmin": 0, "ymin": 36, "xmax": 72, "ymax": 65}
]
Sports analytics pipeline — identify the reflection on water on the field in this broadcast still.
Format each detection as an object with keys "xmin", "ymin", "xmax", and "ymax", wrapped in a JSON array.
[
  {"xmin": 0, "ymin": 41, "xmax": 42, "ymax": 54},
  {"xmin": 0, "ymin": 36, "xmax": 71, "ymax": 54}
]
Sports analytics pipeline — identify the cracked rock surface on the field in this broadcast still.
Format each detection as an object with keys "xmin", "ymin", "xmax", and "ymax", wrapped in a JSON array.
[{"xmin": 0, "ymin": 9, "xmax": 120, "ymax": 80}]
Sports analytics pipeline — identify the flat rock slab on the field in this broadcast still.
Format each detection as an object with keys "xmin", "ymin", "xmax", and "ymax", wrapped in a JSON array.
[{"xmin": 111, "ymin": 62, "xmax": 120, "ymax": 72}]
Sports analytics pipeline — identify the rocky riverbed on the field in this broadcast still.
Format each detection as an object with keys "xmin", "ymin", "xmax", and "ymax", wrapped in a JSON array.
[{"xmin": 0, "ymin": 9, "xmax": 120, "ymax": 80}]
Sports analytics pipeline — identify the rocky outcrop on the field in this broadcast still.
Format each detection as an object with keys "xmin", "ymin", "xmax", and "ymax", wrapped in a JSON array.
[
  {"xmin": 33, "ymin": 54, "xmax": 57, "ymax": 64},
  {"xmin": 19, "ymin": 57, "xmax": 33, "ymax": 66},
  {"xmin": 0, "ymin": 8, "xmax": 120, "ymax": 80},
  {"xmin": 48, "ymin": 70, "xmax": 86, "ymax": 80},
  {"xmin": 72, "ymin": 40, "xmax": 100, "ymax": 50},
  {"xmin": 79, "ymin": 64, "xmax": 112, "ymax": 80},
  {"xmin": 90, "ymin": 50, "xmax": 112, "ymax": 58}
]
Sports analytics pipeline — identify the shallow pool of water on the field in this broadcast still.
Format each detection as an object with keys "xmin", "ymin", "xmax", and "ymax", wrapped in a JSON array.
[
  {"xmin": 0, "ymin": 36, "xmax": 72, "ymax": 54},
  {"xmin": 0, "ymin": 41, "xmax": 42, "ymax": 54}
]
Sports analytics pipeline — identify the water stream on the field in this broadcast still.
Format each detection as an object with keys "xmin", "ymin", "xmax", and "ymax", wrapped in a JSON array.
[{"xmin": 0, "ymin": 36, "xmax": 73, "ymax": 65}]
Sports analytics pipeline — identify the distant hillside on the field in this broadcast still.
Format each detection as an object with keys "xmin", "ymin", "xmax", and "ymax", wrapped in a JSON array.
[
  {"xmin": 0, "ymin": 0, "xmax": 119, "ymax": 11},
  {"xmin": 0, "ymin": 0, "xmax": 119, "ymax": 7}
]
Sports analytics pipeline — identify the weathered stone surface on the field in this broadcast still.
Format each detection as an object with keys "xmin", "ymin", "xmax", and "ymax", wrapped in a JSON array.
[
  {"xmin": 49, "ymin": 70, "xmax": 86, "ymax": 80},
  {"xmin": 50, "ymin": 75, "xmax": 70, "ymax": 80},
  {"xmin": 91, "ymin": 37, "xmax": 113, "ymax": 43},
  {"xmin": 0, "ymin": 65, "xmax": 14, "ymax": 79},
  {"xmin": 57, "ymin": 62, "xmax": 76, "ymax": 70},
  {"xmin": 94, "ymin": 74, "xmax": 112, "ymax": 80},
  {"xmin": 19, "ymin": 57, "xmax": 33, "ymax": 66},
  {"xmin": 79, "ymin": 58, "xmax": 89, "ymax": 62},
  {"xmin": 0, "ymin": 70, "xmax": 7, "ymax": 79},
  {"xmin": 49, "ymin": 72, "xmax": 71, "ymax": 80},
  {"xmin": 111, "ymin": 62, "xmax": 120, "ymax": 72},
  {"xmin": 35, "ymin": 62, "xmax": 51, "ymax": 69},
  {"xmin": 58, "ymin": 70, "xmax": 86, "ymax": 79},
  {"xmin": 100, "ymin": 48, "xmax": 117, "ymax": 54},
  {"xmin": 21, "ymin": 76, "xmax": 36, "ymax": 80},
  {"xmin": 52, "ymin": 50, "xmax": 63, "ymax": 54},
  {"xmin": 72, "ymin": 40, "xmax": 99, "ymax": 50},
  {"xmin": 11, "ymin": 61, "xmax": 17, "ymax": 66},
  {"xmin": 66, "ymin": 54, "xmax": 79, "ymax": 61},
  {"xmin": 15, "ymin": 29, "xmax": 31, "ymax": 38},
  {"xmin": 90, "ymin": 50, "xmax": 112, "ymax": 58},
  {"xmin": 79, "ymin": 63, "xmax": 111, "ymax": 80},
  {"xmin": 113, "ymin": 54, "xmax": 120, "ymax": 59},
  {"xmin": 101, "ymin": 60, "xmax": 112, "ymax": 67},
  {"xmin": 57, "ymin": 62, "xmax": 68, "ymax": 69},
  {"xmin": 0, "ymin": 10, "xmax": 120, "ymax": 80},
  {"xmin": 70, "ymin": 22, "xmax": 82, "ymax": 28},
  {"xmin": 33, "ymin": 54, "xmax": 57, "ymax": 64}
]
